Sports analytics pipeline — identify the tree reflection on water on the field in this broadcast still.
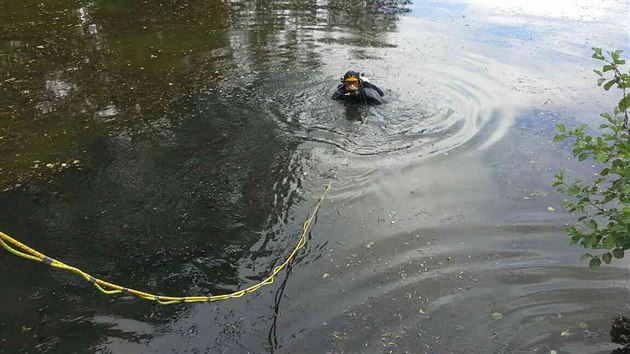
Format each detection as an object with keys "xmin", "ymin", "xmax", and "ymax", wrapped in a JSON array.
[{"xmin": 0, "ymin": 0, "xmax": 410, "ymax": 352}]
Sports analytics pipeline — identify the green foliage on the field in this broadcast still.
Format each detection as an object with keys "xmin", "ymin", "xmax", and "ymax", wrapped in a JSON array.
[{"xmin": 553, "ymin": 48, "xmax": 630, "ymax": 269}]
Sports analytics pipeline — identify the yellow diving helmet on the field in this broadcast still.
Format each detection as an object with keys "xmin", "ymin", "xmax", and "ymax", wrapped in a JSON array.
[{"xmin": 342, "ymin": 71, "xmax": 361, "ymax": 95}]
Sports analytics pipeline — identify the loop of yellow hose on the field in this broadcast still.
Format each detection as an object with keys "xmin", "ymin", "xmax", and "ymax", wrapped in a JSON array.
[{"xmin": 0, "ymin": 182, "xmax": 332, "ymax": 304}]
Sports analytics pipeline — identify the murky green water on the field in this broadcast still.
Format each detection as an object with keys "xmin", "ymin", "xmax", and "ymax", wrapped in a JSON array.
[{"xmin": 1, "ymin": 0, "xmax": 629, "ymax": 353}]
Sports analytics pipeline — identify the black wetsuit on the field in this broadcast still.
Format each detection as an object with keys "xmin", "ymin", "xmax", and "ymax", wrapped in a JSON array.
[{"xmin": 332, "ymin": 81, "xmax": 385, "ymax": 105}]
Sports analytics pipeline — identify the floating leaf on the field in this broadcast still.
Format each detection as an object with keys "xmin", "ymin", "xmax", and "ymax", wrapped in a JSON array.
[
  {"xmin": 579, "ymin": 322, "xmax": 588, "ymax": 329},
  {"xmin": 560, "ymin": 330, "xmax": 571, "ymax": 337},
  {"xmin": 491, "ymin": 312, "xmax": 504, "ymax": 320}
]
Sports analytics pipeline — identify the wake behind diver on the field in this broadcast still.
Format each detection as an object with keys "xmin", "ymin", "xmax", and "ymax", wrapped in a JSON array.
[{"xmin": 332, "ymin": 71, "xmax": 385, "ymax": 105}]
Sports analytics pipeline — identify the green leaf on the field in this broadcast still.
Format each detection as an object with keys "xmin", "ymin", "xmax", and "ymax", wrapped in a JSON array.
[
  {"xmin": 612, "ymin": 50, "xmax": 624, "ymax": 64},
  {"xmin": 592, "ymin": 48, "xmax": 604, "ymax": 60},
  {"xmin": 618, "ymin": 93, "xmax": 630, "ymax": 112},
  {"xmin": 604, "ymin": 80, "xmax": 616, "ymax": 91},
  {"xmin": 597, "ymin": 78, "xmax": 606, "ymax": 86},
  {"xmin": 556, "ymin": 123, "xmax": 566, "ymax": 133},
  {"xmin": 594, "ymin": 151, "xmax": 608, "ymax": 163},
  {"xmin": 602, "ymin": 252, "xmax": 612, "ymax": 264},
  {"xmin": 602, "ymin": 194, "xmax": 615, "ymax": 204},
  {"xmin": 603, "ymin": 65, "xmax": 614, "ymax": 72},
  {"xmin": 579, "ymin": 253, "xmax": 593, "ymax": 260},
  {"xmin": 603, "ymin": 236, "xmax": 616, "ymax": 248},
  {"xmin": 594, "ymin": 69, "xmax": 603, "ymax": 77},
  {"xmin": 576, "ymin": 124, "xmax": 587, "ymax": 134},
  {"xmin": 553, "ymin": 134, "xmax": 566, "ymax": 143},
  {"xmin": 612, "ymin": 248, "xmax": 624, "ymax": 259},
  {"xmin": 616, "ymin": 117, "xmax": 625, "ymax": 125},
  {"xmin": 587, "ymin": 219, "xmax": 597, "ymax": 230},
  {"xmin": 588, "ymin": 257, "xmax": 601, "ymax": 269}
]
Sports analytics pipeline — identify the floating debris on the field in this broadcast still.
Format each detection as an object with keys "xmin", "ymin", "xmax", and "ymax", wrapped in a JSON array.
[{"xmin": 94, "ymin": 105, "xmax": 119, "ymax": 120}]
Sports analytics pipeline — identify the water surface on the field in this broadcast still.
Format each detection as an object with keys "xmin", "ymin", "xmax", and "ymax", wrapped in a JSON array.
[{"xmin": 0, "ymin": 0, "xmax": 629, "ymax": 353}]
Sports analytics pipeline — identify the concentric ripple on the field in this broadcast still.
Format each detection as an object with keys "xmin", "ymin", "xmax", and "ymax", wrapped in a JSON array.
[{"xmin": 242, "ymin": 55, "xmax": 520, "ymax": 171}]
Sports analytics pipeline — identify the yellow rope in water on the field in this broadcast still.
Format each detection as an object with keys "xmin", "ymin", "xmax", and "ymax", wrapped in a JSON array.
[{"xmin": 0, "ymin": 181, "xmax": 332, "ymax": 305}]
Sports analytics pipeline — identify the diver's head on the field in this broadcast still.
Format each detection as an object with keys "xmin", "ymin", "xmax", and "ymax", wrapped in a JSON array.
[{"xmin": 341, "ymin": 70, "xmax": 361, "ymax": 95}]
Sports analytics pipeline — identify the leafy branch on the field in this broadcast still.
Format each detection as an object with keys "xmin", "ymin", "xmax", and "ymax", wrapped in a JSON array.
[
  {"xmin": 592, "ymin": 48, "xmax": 629, "ymax": 132},
  {"xmin": 553, "ymin": 48, "xmax": 629, "ymax": 269}
]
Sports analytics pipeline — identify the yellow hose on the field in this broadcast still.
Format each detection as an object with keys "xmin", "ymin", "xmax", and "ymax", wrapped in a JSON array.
[{"xmin": 0, "ymin": 181, "xmax": 332, "ymax": 305}]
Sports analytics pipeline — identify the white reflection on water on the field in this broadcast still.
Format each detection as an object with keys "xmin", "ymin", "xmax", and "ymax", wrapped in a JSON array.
[
  {"xmin": 399, "ymin": 0, "xmax": 629, "ymax": 122},
  {"xmin": 469, "ymin": 0, "xmax": 627, "ymax": 21},
  {"xmin": 45, "ymin": 79, "xmax": 75, "ymax": 98}
]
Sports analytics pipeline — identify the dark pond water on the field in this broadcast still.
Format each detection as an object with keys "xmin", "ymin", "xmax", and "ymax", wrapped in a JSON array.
[{"xmin": 1, "ymin": 0, "xmax": 629, "ymax": 353}]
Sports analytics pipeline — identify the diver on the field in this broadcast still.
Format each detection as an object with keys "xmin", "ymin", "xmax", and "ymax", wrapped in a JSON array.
[{"xmin": 332, "ymin": 71, "xmax": 384, "ymax": 105}]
